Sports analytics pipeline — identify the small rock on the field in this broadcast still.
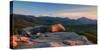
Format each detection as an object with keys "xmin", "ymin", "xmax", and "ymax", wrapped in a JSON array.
[
  {"xmin": 64, "ymin": 40, "xmax": 84, "ymax": 46},
  {"xmin": 49, "ymin": 42, "xmax": 65, "ymax": 47}
]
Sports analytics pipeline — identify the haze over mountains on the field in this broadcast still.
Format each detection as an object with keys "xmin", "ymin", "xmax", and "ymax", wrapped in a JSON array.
[{"xmin": 12, "ymin": 14, "xmax": 97, "ymax": 26}]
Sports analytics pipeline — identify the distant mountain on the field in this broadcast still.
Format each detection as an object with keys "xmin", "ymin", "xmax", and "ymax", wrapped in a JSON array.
[
  {"xmin": 37, "ymin": 16, "xmax": 97, "ymax": 25},
  {"xmin": 11, "ymin": 14, "xmax": 42, "ymax": 28},
  {"xmin": 13, "ymin": 14, "xmax": 38, "ymax": 22},
  {"xmin": 77, "ymin": 17, "xmax": 97, "ymax": 24},
  {"xmin": 11, "ymin": 14, "xmax": 97, "ymax": 26}
]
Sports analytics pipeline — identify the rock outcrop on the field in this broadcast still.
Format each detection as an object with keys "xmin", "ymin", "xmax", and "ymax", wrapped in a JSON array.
[{"xmin": 12, "ymin": 32, "xmax": 92, "ymax": 49}]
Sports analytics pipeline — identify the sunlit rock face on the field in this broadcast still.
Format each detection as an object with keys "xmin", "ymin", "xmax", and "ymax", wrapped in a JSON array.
[
  {"xmin": 49, "ymin": 42, "xmax": 65, "ymax": 47},
  {"xmin": 51, "ymin": 24, "xmax": 66, "ymax": 32},
  {"xmin": 10, "ymin": 36, "xmax": 34, "ymax": 48},
  {"xmin": 10, "ymin": 36, "xmax": 18, "ymax": 47}
]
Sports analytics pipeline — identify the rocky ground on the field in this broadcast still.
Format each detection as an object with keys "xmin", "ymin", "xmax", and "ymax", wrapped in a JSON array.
[{"xmin": 14, "ymin": 32, "xmax": 92, "ymax": 49}]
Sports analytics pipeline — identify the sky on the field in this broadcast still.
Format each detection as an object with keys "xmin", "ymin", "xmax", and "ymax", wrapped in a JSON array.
[{"xmin": 11, "ymin": 1, "xmax": 97, "ymax": 19}]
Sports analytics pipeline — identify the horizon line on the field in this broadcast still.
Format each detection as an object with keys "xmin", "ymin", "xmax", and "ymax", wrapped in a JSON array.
[{"xmin": 11, "ymin": 13, "xmax": 97, "ymax": 20}]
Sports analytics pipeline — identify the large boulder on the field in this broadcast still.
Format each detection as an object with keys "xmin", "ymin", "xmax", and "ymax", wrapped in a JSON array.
[{"xmin": 13, "ymin": 32, "xmax": 92, "ymax": 49}]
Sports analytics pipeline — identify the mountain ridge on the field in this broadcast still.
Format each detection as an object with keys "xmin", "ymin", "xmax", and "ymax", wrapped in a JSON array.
[{"xmin": 11, "ymin": 14, "xmax": 97, "ymax": 25}]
